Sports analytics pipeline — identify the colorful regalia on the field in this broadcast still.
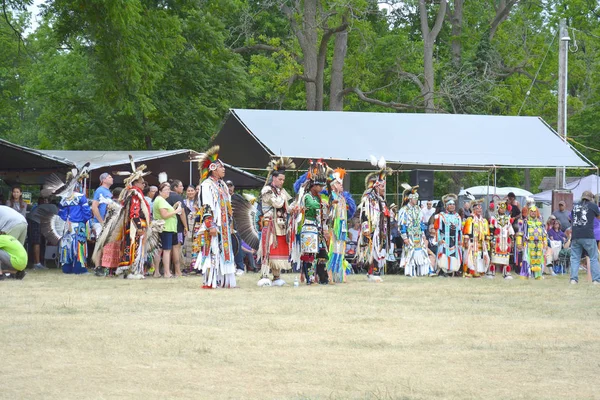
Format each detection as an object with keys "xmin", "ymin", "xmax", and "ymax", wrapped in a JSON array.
[
  {"xmin": 325, "ymin": 168, "xmax": 356, "ymax": 283},
  {"xmin": 357, "ymin": 156, "xmax": 391, "ymax": 282},
  {"xmin": 191, "ymin": 146, "xmax": 236, "ymax": 288},
  {"xmin": 512, "ymin": 207, "xmax": 527, "ymax": 274},
  {"xmin": 398, "ymin": 184, "xmax": 432, "ymax": 277},
  {"xmin": 256, "ymin": 157, "xmax": 295, "ymax": 287},
  {"xmin": 90, "ymin": 156, "xmax": 155, "ymax": 279},
  {"xmin": 41, "ymin": 164, "xmax": 92, "ymax": 274},
  {"xmin": 462, "ymin": 199, "xmax": 491, "ymax": 277},
  {"xmin": 518, "ymin": 205, "xmax": 547, "ymax": 280},
  {"xmin": 291, "ymin": 161, "xmax": 329, "ymax": 285},
  {"xmin": 490, "ymin": 200, "xmax": 515, "ymax": 279},
  {"xmin": 434, "ymin": 193, "xmax": 462, "ymax": 276}
]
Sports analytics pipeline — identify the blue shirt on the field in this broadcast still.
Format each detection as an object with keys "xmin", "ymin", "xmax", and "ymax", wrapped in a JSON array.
[
  {"xmin": 58, "ymin": 194, "xmax": 93, "ymax": 223},
  {"xmin": 92, "ymin": 186, "xmax": 112, "ymax": 224}
]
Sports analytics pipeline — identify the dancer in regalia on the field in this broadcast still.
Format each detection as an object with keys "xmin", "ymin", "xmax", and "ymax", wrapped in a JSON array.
[
  {"xmin": 41, "ymin": 164, "xmax": 92, "ymax": 274},
  {"xmin": 462, "ymin": 198, "xmax": 491, "ymax": 277},
  {"xmin": 191, "ymin": 146, "xmax": 237, "ymax": 288},
  {"xmin": 519, "ymin": 205, "xmax": 547, "ymax": 280},
  {"xmin": 325, "ymin": 168, "xmax": 356, "ymax": 283},
  {"xmin": 398, "ymin": 184, "xmax": 432, "ymax": 277},
  {"xmin": 357, "ymin": 156, "xmax": 391, "ymax": 282},
  {"xmin": 257, "ymin": 157, "xmax": 295, "ymax": 287},
  {"xmin": 434, "ymin": 193, "xmax": 462, "ymax": 276},
  {"xmin": 489, "ymin": 199, "xmax": 515, "ymax": 279},
  {"xmin": 291, "ymin": 160, "xmax": 328, "ymax": 284},
  {"xmin": 93, "ymin": 156, "xmax": 161, "ymax": 279}
]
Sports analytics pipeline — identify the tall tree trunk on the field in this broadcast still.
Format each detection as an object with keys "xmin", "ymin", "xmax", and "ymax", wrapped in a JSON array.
[
  {"xmin": 329, "ymin": 23, "xmax": 348, "ymax": 111},
  {"xmin": 316, "ymin": 33, "xmax": 328, "ymax": 111},
  {"xmin": 422, "ymin": 40, "xmax": 436, "ymax": 112},
  {"xmin": 419, "ymin": 0, "xmax": 447, "ymax": 113},
  {"xmin": 448, "ymin": 0, "xmax": 464, "ymax": 68}
]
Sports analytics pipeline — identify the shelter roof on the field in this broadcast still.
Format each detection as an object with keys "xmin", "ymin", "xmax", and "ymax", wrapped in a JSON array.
[
  {"xmin": 0, "ymin": 139, "xmax": 75, "ymax": 184},
  {"xmin": 41, "ymin": 150, "xmax": 265, "ymax": 189},
  {"xmin": 213, "ymin": 109, "xmax": 593, "ymax": 171}
]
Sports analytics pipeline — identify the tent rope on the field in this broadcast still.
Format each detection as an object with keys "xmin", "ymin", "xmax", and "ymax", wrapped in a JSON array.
[{"xmin": 518, "ymin": 32, "xmax": 556, "ymax": 116}]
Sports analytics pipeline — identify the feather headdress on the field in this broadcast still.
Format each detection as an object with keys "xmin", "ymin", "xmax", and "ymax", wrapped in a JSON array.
[
  {"xmin": 442, "ymin": 193, "xmax": 458, "ymax": 207},
  {"xmin": 307, "ymin": 159, "xmax": 328, "ymax": 186},
  {"xmin": 158, "ymin": 172, "xmax": 168, "ymax": 184},
  {"xmin": 365, "ymin": 155, "xmax": 391, "ymax": 190},
  {"xmin": 113, "ymin": 155, "xmax": 151, "ymax": 187},
  {"xmin": 329, "ymin": 167, "xmax": 346, "ymax": 185},
  {"xmin": 401, "ymin": 183, "xmax": 419, "ymax": 205},
  {"xmin": 41, "ymin": 162, "xmax": 91, "ymax": 198},
  {"xmin": 190, "ymin": 145, "xmax": 223, "ymax": 181},
  {"xmin": 470, "ymin": 197, "xmax": 485, "ymax": 208},
  {"xmin": 266, "ymin": 156, "xmax": 295, "ymax": 186}
]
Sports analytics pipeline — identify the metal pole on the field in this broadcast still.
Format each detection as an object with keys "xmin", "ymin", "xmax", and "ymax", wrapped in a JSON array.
[
  {"xmin": 557, "ymin": 19, "xmax": 569, "ymax": 189},
  {"xmin": 189, "ymin": 155, "xmax": 192, "ymax": 185}
]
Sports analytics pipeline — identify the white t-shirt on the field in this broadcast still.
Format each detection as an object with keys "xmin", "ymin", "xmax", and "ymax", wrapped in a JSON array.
[
  {"xmin": 421, "ymin": 207, "xmax": 435, "ymax": 224},
  {"xmin": 348, "ymin": 228, "xmax": 359, "ymax": 241}
]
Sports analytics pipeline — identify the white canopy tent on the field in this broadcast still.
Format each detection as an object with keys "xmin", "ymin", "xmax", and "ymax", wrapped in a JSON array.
[
  {"xmin": 213, "ymin": 109, "xmax": 595, "ymax": 171},
  {"xmin": 458, "ymin": 186, "xmax": 534, "ymax": 210},
  {"xmin": 533, "ymin": 175, "xmax": 600, "ymax": 202},
  {"xmin": 459, "ymin": 186, "xmax": 533, "ymax": 198}
]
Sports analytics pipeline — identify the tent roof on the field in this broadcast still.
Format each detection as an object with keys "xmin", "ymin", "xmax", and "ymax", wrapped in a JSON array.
[
  {"xmin": 0, "ymin": 139, "xmax": 76, "ymax": 184},
  {"xmin": 41, "ymin": 150, "xmax": 265, "ymax": 189},
  {"xmin": 534, "ymin": 174, "xmax": 600, "ymax": 202},
  {"xmin": 459, "ymin": 186, "xmax": 533, "ymax": 197},
  {"xmin": 213, "ymin": 109, "xmax": 593, "ymax": 170}
]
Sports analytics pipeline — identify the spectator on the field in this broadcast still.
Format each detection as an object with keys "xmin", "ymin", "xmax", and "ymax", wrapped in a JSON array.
[
  {"xmin": 425, "ymin": 224, "xmax": 438, "ymax": 269},
  {"xmin": 421, "ymin": 200, "xmax": 435, "ymax": 225},
  {"xmin": 545, "ymin": 215, "xmax": 557, "ymax": 232},
  {"xmin": 0, "ymin": 233, "xmax": 27, "ymax": 280},
  {"xmin": 548, "ymin": 220, "xmax": 567, "ymax": 244},
  {"xmin": 552, "ymin": 200, "xmax": 571, "ymax": 232},
  {"xmin": 462, "ymin": 201, "xmax": 471, "ymax": 219},
  {"xmin": 507, "ymin": 192, "xmax": 521, "ymax": 219},
  {"xmin": 348, "ymin": 219, "xmax": 360, "ymax": 242},
  {"xmin": 595, "ymin": 215, "xmax": 600, "ymax": 254},
  {"xmin": 167, "ymin": 179, "xmax": 188, "ymax": 277},
  {"xmin": 27, "ymin": 197, "xmax": 58, "ymax": 270},
  {"xmin": 0, "ymin": 205, "xmax": 28, "ymax": 245},
  {"xmin": 569, "ymin": 191, "xmax": 600, "ymax": 284},
  {"xmin": 240, "ymin": 239, "xmax": 258, "ymax": 272},
  {"xmin": 6, "ymin": 185, "xmax": 27, "ymax": 217},
  {"xmin": 143, "ymin": 185, "xmax": 158, "ymax": 213},
  {"xmin": 153, "ymin": 182, "xmax": 182, "ymax": 278},
  {"xmin": 183, "ymin": 184, "xmax": 198, "ymax": 270},
  {"xmin": 91, "ymin": 173, "xmax": 113, "ymax": 239}
]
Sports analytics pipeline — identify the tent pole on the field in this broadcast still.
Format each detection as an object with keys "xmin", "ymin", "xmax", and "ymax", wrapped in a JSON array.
[
  {"xmin": 189, "ymin": 157, "xmax": 192, "ymax": 186},
  {"xmin": 396, "ymin": 171, "xmax": 399, "ymax": 207}
]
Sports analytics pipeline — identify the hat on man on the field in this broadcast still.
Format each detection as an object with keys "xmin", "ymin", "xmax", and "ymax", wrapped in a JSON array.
[
  {"xmin": 558, "ymin": 200, "xmax": 566, "ymax": 206},
  {"xmin": 225, "ymin": 180, "xmax": 234, "ymax": 187},
  {"xmin": 581, "ymin": 191, "xmax": 594, "ymax": 201}
]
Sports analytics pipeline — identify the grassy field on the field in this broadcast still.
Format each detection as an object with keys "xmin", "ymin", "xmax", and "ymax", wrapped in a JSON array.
[{"xmin": 1, "ymin": 270, "xmax": 599, "ymax": 400}]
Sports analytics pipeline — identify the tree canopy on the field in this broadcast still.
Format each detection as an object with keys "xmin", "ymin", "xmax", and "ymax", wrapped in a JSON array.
[{"xmin": 1, "ymin": 0, "xmax": 599, "ymax": 193}]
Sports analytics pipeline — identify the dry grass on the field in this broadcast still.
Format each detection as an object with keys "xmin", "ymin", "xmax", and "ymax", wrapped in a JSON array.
[{"xmin": 1, "ymin": 270, "xmax": 599, "ymax": 400}]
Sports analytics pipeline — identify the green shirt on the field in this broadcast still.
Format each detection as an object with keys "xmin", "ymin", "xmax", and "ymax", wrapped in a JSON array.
[
  {"xmin": 153, "ymin": 196, "xmax": 177, "ymax": 232},
  {"xmin": 304, "ymin": 193, "xmax": 321, "ymax": 220},
  {"xmin": 0, "ymin": 234, "xmax": 27, "ymax": 271}
]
